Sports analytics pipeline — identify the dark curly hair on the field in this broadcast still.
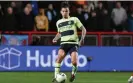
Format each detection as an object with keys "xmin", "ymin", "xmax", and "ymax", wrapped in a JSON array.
[{"xmin": 61, "ymin": 2, "xmax": 70, "ymax": 8}]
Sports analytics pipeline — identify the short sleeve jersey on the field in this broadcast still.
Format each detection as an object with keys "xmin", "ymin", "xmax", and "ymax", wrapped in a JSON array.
[{"xmin": 56, "ymin": 17, "xmax": 83, "ymax": 45}]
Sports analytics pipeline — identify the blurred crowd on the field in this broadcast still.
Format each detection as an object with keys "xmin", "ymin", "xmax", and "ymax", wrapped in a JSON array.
[{"xmin": 0, "ymin": 1, "xmax": 133, "ymax": 32}]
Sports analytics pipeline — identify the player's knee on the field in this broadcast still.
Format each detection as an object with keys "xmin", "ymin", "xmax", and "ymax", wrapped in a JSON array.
[
  {"xmin": 70, "ymin": 51, "xmax": 78, "ymax": 56},
  {"xmin": 71, "ymin": 52, "xmax": 78, "ymax": 65},
  {"xmin": 72, "ymin": 60, "xmax": 77, "ymax": 66},
  {"xmin": 56, "ymin": 57, "xmax": 63, "ymax": 63},
  {"xmin": 56, "ymin": 49, "xmax": 65, "ymax": 63},
  {"xmin": 58, "ymin": 49, "xmax": 65, "ymax": 56}
]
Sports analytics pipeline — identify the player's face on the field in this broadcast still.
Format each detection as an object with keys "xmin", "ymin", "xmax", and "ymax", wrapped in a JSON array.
[{"xmin": 61, "ymin": 8, "xmax": 70, "ymax": 18}]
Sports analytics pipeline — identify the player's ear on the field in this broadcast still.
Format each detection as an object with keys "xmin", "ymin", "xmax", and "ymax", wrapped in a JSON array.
[
  {"xmin": 60, "ymin": 10, "xmax": 62, "ymax": 15},
  {"xmin": 68, "ymin": 8, "xmax": 70, "ymax": 14}
]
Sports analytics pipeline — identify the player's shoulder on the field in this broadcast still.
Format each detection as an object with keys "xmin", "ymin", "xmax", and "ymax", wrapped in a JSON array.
[
  {"xmin": 70, "ymin": 17, "xmax": 79, "ymax": 22},
  {"xmin": 70, "ymin": 17, "xmax": 79, "ymax": 20},
  {"xmin": 56, "ymin": 18, "xmax": 63, "ymax": 24},
  {"xmin": 71, "ymin": 17, "xmax": 78, "ymax": 19}
]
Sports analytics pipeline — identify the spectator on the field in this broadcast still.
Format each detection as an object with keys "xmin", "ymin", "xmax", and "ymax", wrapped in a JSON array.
[
  {"xmin": 10, "ymin": 1, "xmax": 21, "ymax": 25},
  {"xmin": 87, "ymin": 1, "xmax": 95, "ymax": 11},
  {"xmin": 82, "ymin": 5, "xmax": 90, "ymax": 28},
  {"xmin": 10, "ymin": 1, "xmax": 17, "ymax": 14},
  {"xmin": 105, "ymin": 1, "xmax": 115, "ymax": 16},
  {"xmin": 74, "ymin": 7, "xmax": 85, "ymax": 27},
  {"xmin": 88, "ymin": 11, "xmax": 97, "ymax": 31},
  {"xmin": 25, "ymin": 2, "xmax": 39, "ymax": 16},
  {"xmin": 0, "ymin": 4, "xmax": 4, "ymax": 16},
  {"xmin": 103, "ymin": 9, "xmax": 111, "ymax": 31},
  {"xmin": 35, "ymin": 8, "xmax": 49, "ymax": 31},
  {"xmin": 1, "ymin": 7, "xmax": 17, "ymax": 31},
  {"xmin": 26, "ymin": 3, "xmax": 32, "ymax": 12},
  {"xmin": 10, "ymin": 1, "xmax": 23, "ymax": 14},
  {"xmin": 111, "ymin": 2, "xmax": 127, "ymax": 31},
  {"xmin": 0, "ymin": 1, "xmax": 10, "ymax": 14},
  {"xmin": 32, "ymin": 8, "xmax": 50, "ymax": 46},
  {"xmin": 46, "ymin": 4, "xmax": 57, "ymax": 31},
  {"xmin": 19, "ymin": 7, "xmax": 34, "ymax": 31},
  {"xmin": 96, "ymin": 2, "xmax": 110, "ymax": 31}
]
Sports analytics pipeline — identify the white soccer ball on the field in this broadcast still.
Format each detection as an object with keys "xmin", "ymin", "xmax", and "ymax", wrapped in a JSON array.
[{"xmin": 56, "ymin": 73, "xmax": 67, "ymax": 83}]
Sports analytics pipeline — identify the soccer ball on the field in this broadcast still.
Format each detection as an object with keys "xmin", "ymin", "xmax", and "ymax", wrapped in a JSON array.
[{"xmin": 56, "ymin": 73, "xmax": 67, "ymax": 83}]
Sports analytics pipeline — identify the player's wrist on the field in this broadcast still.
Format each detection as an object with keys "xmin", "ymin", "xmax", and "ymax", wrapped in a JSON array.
[
  {"xmin": 80, "ymin": 38, "xmax": 84, "ymax": 42},
  {"xmin": 52, "ymin": 38, "xmax": 57, "ymax": 42}
]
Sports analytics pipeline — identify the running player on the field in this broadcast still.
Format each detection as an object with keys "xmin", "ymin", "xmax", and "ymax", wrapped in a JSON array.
[{"xmin": 52, "ymin": 2, "xmax": 86, "ymax": 82}]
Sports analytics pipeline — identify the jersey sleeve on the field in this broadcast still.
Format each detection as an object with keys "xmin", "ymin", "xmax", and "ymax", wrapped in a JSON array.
[
  {"xmin": 75, "ymin": 17, "xmax": 83, "ymax": 29},
  {"xmin": 56, "ymin": 21, "xmax": 60, "ymax": 32}
]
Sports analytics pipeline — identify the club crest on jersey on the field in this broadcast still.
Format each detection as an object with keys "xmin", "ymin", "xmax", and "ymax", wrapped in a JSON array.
[{"xmin": 68, "ymin": 21, "xmax": 71, "ymax": 25}]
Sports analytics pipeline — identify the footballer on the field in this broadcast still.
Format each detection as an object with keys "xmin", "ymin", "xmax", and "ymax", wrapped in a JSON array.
[{"xmin": 52, "ymin": 2, "xmax": 86, "ymax": 82}]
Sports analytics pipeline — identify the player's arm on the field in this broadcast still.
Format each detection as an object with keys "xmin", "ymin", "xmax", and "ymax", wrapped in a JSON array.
[
  {"xmin": 52, "ymin": 32, "xmax": 61, "ymax": 43},
  {"xmin": 75, "ymin": 17, "xmax": 86, "ymax": 46},
  {"xmin": 52, "ymin": 21, "xmax": 61, "ymax": 43},
  {"xmin": 79, "ymin": 26, "xmax": 86, "ymax": 46}
]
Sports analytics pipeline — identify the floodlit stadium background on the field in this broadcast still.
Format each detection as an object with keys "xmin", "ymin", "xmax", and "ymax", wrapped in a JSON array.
[{"xmin": 0, "ymin": 1, "xmax": 132, "ymax": 83}]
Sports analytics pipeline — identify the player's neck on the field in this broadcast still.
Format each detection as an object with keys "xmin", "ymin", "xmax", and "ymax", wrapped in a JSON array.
[{"xmin": 63, "ymin": 16, "xmax": 70, "ymax": 19}]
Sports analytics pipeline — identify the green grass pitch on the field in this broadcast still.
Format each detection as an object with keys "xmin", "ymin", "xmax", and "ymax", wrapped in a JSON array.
[{"xmin": 0, "ymin": 72, "xmax": 131, "ymax": 83}]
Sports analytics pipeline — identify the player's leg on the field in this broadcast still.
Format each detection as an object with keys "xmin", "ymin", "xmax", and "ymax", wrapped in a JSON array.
[
  {"xmin": 55, "ymin": 49, "xmax": 66, "ymax": 78},
  {"xmin": 69, "ymin": 50, "xmax": 78, "ymax": 82},
  {"xmin": 52, "ymin": 49, "xmax": 66, "ymax": 82},
  {"xmin": 71, "ymin": 52, "xmax": 78, "ymax": 75},
  {"xmin": 128, "ymin": 74, "xmax": 133, "ymax": 83}
]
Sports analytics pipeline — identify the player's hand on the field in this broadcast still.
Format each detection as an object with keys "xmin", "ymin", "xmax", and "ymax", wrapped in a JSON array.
[
  {"xmin": 52, "ymin": 39, "xmax": 57, "ymax": 44},
  {"xmin": 79, "ymin": 39, "xmax": 84, "ymax": 47}
]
